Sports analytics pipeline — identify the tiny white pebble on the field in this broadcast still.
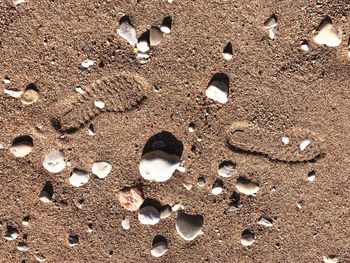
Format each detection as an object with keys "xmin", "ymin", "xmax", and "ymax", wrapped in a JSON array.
[
  {"xmin": 300, "ymin": 139, "xmax": 310, "ymax": 151},
  {"xmin": 81, "ymin": 59, "xmax": 94, "ymax": 68},
  {"xmin": 183, "ymin": 183, "xmax": 193, "ymax": 191},
  {"xmin": 297, "ymin": 202, "xmax": 302, "ymax": 209},
  {"xmin": 69, "ymin": 169, "xmax": 89, "ymax": 187},
  {"xmin": 92, "ymin": 161, "xmax": 112, "ymax": 179},
  {"xmin": 137, "ymin": 40, "xmax": 149, "ymax": 53},
  {"xmin": 188, "ymin": 123, "xmax": 195, "ymax": 132},
  {"xmin": 122, "ymin": 218, "xmax": 130, "ymax": 230},
  {"xmin": 4, "ymin": 88, "xmax": 23, "ymax": 98},
  {"xmin": 212, "ymin": 186, "xmax": 223, "ymax": 195},
  {"xmin": 223, "ymin": 52, "xmax": 232, "ymax": 60},
  {"xmin": 160, "ymin": 25, "xmax": 171, "ymax": 34},
  {"xmin": 308, "ymin": 172, "xmax": 315, "ymax": 182},
  {"xmin": 197, "ymin": 177, "xmax": 205, "ymax": 187},
  {"xmin": 282, "ymin": 137, "xmax": 289, "ymax": 145},
  {"xmin": 0, "ymin": 143, "xmax": 4, "ymax": 149},
  {"xmin": 3, "ymin": 77, "xmax": 10, "ymax": 84},
  {"xmin": 17, "ymin": 242, "xmax": 29, "ymax": 251},
  {"xmin": 87, "ymin": 224, "xmax": 93, "ymax": 233},
  {"xmin": 12, "ymin": 0, "xmax": 26, "ymax": 5},
  {"xmin": 301, "ymin": 42, "xmax": 309, "ymax": 52},
  {"xmin": 172, "ymin": 203, "xmax": 184, "ymax": 211},
  {"xmin": 67, "ymin": 160, "xmax": 71, "ymax": 167},
  {"xmin": 167, "ymin": 0, "xmax": 174, "ymax": 3},
  {"xmin": 268, "ymin": 27, "xmax": 276, "ymax": 39},
  {"xmin": 75, "ymin": 87, "xmax": 84, "ymax": 94},
  {"xmin": 94, "ymin": 99, "xmax": 105, "ymax": 109},
  {"xmin": 137, "ymin": 52, "xmax": 150, "ymax": 59}
]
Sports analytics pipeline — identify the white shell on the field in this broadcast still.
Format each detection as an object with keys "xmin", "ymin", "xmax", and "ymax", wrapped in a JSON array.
[
  {"xmin": 43, "ymin": 150, "xmax": 66, "ymax": 173},
  {"xmin": 69, "ymin": 169, "xmax": 89, "ymax": 187},
  {"xmin": 206, "ymin": 81, "xmax": 228, "ymax": 104},
  {"xmin": 92, "ymin": 161, "xmax": 112, "ymax": 179},
  {"xmin": 139, "ymin": 150, "xmax": 180, "ymax": 182}
]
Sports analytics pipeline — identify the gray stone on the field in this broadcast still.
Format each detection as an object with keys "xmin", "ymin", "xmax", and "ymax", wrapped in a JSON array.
[
  {"xmin": 117, "ymin": 19, "xmax": 137, "ymax": 45},
  {"xmin": 176, "ymin": 212, "xmax": 203, "ymax": 241},
  {"xmin": 150, "ymin": 26, "xmax": 163, "ymax": 46}
]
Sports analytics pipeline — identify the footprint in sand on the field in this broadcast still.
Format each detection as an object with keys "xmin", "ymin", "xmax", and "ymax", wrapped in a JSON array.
[
  {"xmin": 225, "ymin": 121, "xmax": 325, "ymax": 163},
  {"xmin": 51, "ymin": 72, "xmax": 149, "ymax": 133}
]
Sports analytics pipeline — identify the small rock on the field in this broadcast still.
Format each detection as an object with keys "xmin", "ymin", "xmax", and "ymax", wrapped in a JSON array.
[
  {"xmin": 308, "ymin": 171, "xmax": 315, "ymax": 182},
  {"xmin": 300, "ymin": 139, "xmax": 310, "ymax": 151},
  {"xmin": 35, "ymin": 254, "xmax": 46, "ymax": 262},
  {"xmin": 197, "ymin": 177, "xmax": 206, "ymax": 187},
  {"xmin": 160, "ymin": 205, "xmax": 172, "ymax": 219},
  {"xmin": 69, "ymin": 169, "xmax": 89, "ymax": 187},
  {"xmin": 12, "ymin": 0, "xmax": 26, "ymax": 5},
  {"xmin": 20, "ymin": 85, "xmax": 39, "ymax": 105},
  {"xmin": 75, "ymin": 87, "xmax": 84, "ymax": 94},
  {"xmin": 212, "ymin": 186, "xmax": 223, "ymax": 195},
  {"xmin": 10, "ymin": 139, "xmax": 32, "ymax": 157},
  {"xmin": 268, "ymin": 27, "xmax": 276, "ymax": 39},
  {"xmin": 218, "ymin": 161, "xmax": 236, "ymax": 177},
  {"xmin": 138, "ymin": 206, "xmax": 160, "ymax": 225},
  {"xmin": 223, "ymin": 42, "xmax": 233, "ymax": 60},
  {"xmin": 39, "ymin": 190, "xmax": 52, "ymax": 203},
  {"xmin": 22, "ymin": 216, "xmax": 30, "ymax": 226},
  {"xmin": 161, "ymin": 25, "xmax": 171, "ymax": 34},
  {"xmin": 4, "ymin": 88, "xmax": 23, "ymax": 98},
  {"xmin": 118, "ymin": 187, "xmax": 144, "ymax": 211},
  {"xmin": 323, "ymin": 256, "xmax": 338, "ymax": 263},
  {"xmin": 236, "ymin": 177, "xmax": 260, "ymax": 195},
  {"xmin": 282, "ymin": 137, "xmax": 289, "ymax": 144},
  {"xmin": 17, "ymin": 242, "xmax": 29, "ymax": 251},
  {"xmin": 92, "ymin": 161, "xmax": 112, "ymax": 179},
  {"xmin": 151, "ymin": 240, "xmax": 168, "ymax": 257},
  {"xmin": 137, "ymin": 52, "xmax": 150, "ymax": 59},
  {"xmin": 121, "ymin": 218, "xmax": 130, "ymax": 230},
  {"xmin": 223, "ymin": 52, "xmax": 232, "ymax": 60},
  {"xmin": 4, "ymin": 227, "xmax": 19, "ymax": 240},
  {"xmin": 88, "ymin": 123, "xmax": 95, "ymax": 136},
  {"xmin": 300, "ymin": 41, "xmax": 309, "ymax": 52},
  {"xmin": 87, "ymin": 223, "xmax": 93, "ymax": 233},
  {"xmin": 257, "ymin": 216, "xmax": 273, "ymax": 227},
  {"xmin": 117, "ymin": 18, "xmax": 137, "ymax": 45},
  {"xmin": 3, "ymin": 77, "xmax": 10, "ymax": 84},
  {"xmin": 206, "ymin": 80, "xmax": 228, "ymax": 104},
  {"xmin": 172, "ymin": 203, "xmax": 184, "ymax": 211},
  {"xmin": 241, "ymin": 230, "xmax": 255, "ymax": 246},
  {"xmin": 139, "ymin": 150, "xmax": 180, "ymax": 182},
  {"xmin": 94, "ymin": 99, "xmax": 105, "ymax": 109},
  {"xmin": 188, "ymin": 122, "xmax": 195, "ymax": 132},
  {"xmin": 137, "ymin": 40, "xmax": 150, "ymax": 53},
  {"xmin": 264, "ymin": 14, "xmax": 278, "ymax": 29},
  {"xmin": 81, "ymin": 59, "xmax": 94, "ymax": 68},
  {"xmin": 313, "ymin": 19, "xmax": 341, "ymax": 47},
  {"xmin": 183, "ymin": 183, "xmax": 193, "ymax": 191},
  {"xmin": 77, "ymin": 199, "xmax": 84, "ymax": 209},
  {"xmin": 43, "ymin": 150, "xmax": 66, "ymax": 173},
  {"xmin": 0, "ymin": 143, "xmax": 4, "ymax": 149},
  {"xmin": 68, "ymin": 235, "xmax": 79, "ymax": 247},
  {"xmin": 160, "ymin": 17, "xmax": 172, "ymax": 34},
  {"xmin": 176, "ymin": 211, "xmax": 204, "ymax": 241},
  {"xmin": 150, "ymin": 26, "xmax": 163, "ymax": 46}
]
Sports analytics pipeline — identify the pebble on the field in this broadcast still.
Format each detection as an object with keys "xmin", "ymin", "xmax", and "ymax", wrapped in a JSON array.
[
  {"xmin": 241, "ymin": 230, "xmax": 255, "ymax": 246},
  {"xmin": 161, "ymin": 25, "xmax": 171, "ymax": 34},
  {"xmin": 257, "ymin": 216, "xmax": 273, "ymax": 227},
  {"xmin": 139, "ymin": 150, "xmax": 180, "ymax": 182},
  {"xmin": 264, "ymin": 15, "xmax": 278, "ymax": 29},
  {"xmin": 183, "ymin": 183, "xmax": 193, "ymax": 191},
  {"xmin": 21, "ymin": 87, "xmax": 39, "ymax": 105},
  {"xmin": 300, "ymin": 41, "xmax": 309, "ymax": 52},
  {"xmin": 218, "ymin": 161, "xmax": 236, "ymax": 177},
  {"xmin": 137, "ymin": 40, "xmax": 150, "ymax": 53},
  {"xmin": 3, "ymin": 77, "xmax": 10, "ymax": 84},
  {"xmin": 117, "ymin": 18, "xmax": 137, "ymax": 45},
  {"xmin": 43, "ymin": 150, "xmax": 66, "ymax": 173},
  {"xmin": 35, "ymin": 254, "xmax": 46, "ymax": 262},
  {"xmin": 12, "ymin": 0, "xmax": 26, "ymax": 5},
  {"xmin": 313, "ymin": 19, "xmax": 341, "ymax": 47},
  {"xmin": 92, "ymin": 161, "xmax": 112, "ymax": 179},
  {"xmin": 160, "ymin": 205, "xmax": 172, "ymax": 219},
  {"xmin": 282, "ymin": 137, "xmax": 289, "ymax": 144},
  {"xmin": 22, "ymin": 216, "xmax": 30, "ymax": 226},
  {"xmin": 121, "ymin": 218, "xmax": 130, "ymax": 230},
  {"xmin": 150, "ymin": 26, "xmax": 163, "ymax": 46},
  {"xmin": 81, "ymin": 59, "xmax": 94, "ymax": 68},
  {"xmin": 188, "ymin": 122, "xmax": 195, "ymax": 132},
  {"xmin": 151, "ymin": 240, "xmax": 168, "ymax": 257},
  {"xmin": 10, "ymin": 139, "xmax": 32, "ymax": 157},
  {"xmin": 17, "ymin": 242, "xmax": 29, "ymax": 251},
  {"xmin": 88, "ymin": 123, "xmax": 95, "ymax": 136},
  {"xmin": 206, "ymin": 80, "xmax": 228, "ymax": 104},
  {"xmin": 4, "ymin": 88, "xmax": 23, "ymax": 98},
  {"xmin": 268, "ymin": 27, "xmax": 276, "ymax": 39},
  {"xmin": 39, "ymin": 190, "xmax": 52, "ymax": 203},
  {"xmin": 308, "ymin": 171, "xmax": 315, "ymax": 182},
  {"xmin": 223, "ymin": 52, "xmax": 232, "ymax": 60},
  {"xmin": 236, "ymin": 178, "xmax": 260, "ymax": 195},
  {"xmin": 138, "ymin": 206, "xmax": 160, "ymax": 225},
  {"xmin": 4, "ymin": 227, "xmax": 19, "ymax": 240},
  {"xmin": 323, "ymin": 256, "xmax": 338, "ymax": 263},
  {"xmin": 212, "ymin": 180, "xmax": 223, "ymax": 195},
  {"xmin": 0, "ymin": 143, "xmax": 3, "ymax": 149},
  {"xmin": 300, "ymin": 139, "xmax": 310, "ymax": 151},
  {"xmin": 87, "ymin": 223, "xmax": 93, "ymax": 233},
  {"xmin": 75, "ymin": 87, "xmax": 84, "ymax": 94},
  {"xmin": 118, "ymin": 187, "xmax": 144, "ymax": 211},
  {"xmin": 94, "ymin": 99, "xmax": 105, "ymax": 109},
  {"xmin": 176, "ymin": 212, "xmax": 204, "ymax": 241},
  {"xmin": 172, "ymin": 203, "xmax": 184, "ymax": 212},
  {"xmin": 137, "ymin": 52, "xmax": 150, "ymax": 59},
  {"xmin": 69, "ymin": 169, "xmax": 89, "ymax": 187},
  {"xmin": 68, "ymin": 235, "xmax": 79, "ymax": 247},
  {"xmin": 197, "ymin": 177, "xmax": 206, "ymax": 187}
]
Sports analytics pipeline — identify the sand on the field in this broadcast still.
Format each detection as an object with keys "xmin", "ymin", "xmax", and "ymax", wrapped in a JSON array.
[{"xmin": 1, "ymin": 0, "xmax": 350, "ymax": 262}]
